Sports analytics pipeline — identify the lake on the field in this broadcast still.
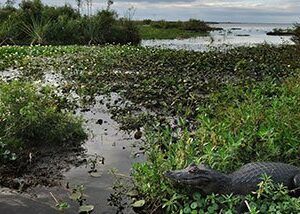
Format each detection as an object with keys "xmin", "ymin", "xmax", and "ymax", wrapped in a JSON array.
[{"xmin": 142, "ymin": 23, "xmax": 294, "ymax": 51}]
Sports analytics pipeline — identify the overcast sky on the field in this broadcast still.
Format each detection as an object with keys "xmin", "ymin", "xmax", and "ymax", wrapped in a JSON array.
[{"xmin": 4, "ymin": 0, "xmax": 300, "ymax": 23}]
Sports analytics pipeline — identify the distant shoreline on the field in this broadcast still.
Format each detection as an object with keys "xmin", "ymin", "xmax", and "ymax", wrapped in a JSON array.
[
  {"xmin": 133, "ymin": 20, "xmax": 294, "ymax": 25},
  {"xmin": 207, "ymin": 22, "xmax": 294, "ymax": 25}
]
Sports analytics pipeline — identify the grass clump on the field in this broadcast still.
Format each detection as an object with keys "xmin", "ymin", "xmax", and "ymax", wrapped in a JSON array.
[{"xmin": 0, "ymin": 80, "xmax": 87, "ymax": 161}]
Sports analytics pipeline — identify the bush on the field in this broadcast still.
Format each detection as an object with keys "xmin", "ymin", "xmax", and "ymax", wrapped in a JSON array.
[
  {"xmin": 0, "ymin": 5, "xmax": 17, "ymax": 22},
  {"xmin": 46, "ymin": 15, "xmax": 83, "ymax": 45},
  {"xmin": 112, "ymin": 18, "xmax": 141, "ymax": 45},
  {"xmin": 0, "ymin": 80, "xmax": 87, "ymax": 161},
  {"xmin": 0, "ymin": 14, "xmax": 21, "ymax": 45},
  {"xmin": 182, "ymin": 19, "xmax": 212, "ymax": 32}
]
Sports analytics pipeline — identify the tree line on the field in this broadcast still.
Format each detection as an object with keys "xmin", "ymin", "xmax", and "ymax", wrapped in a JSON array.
[{"xmin": 0, "ymin": 0, "xmax": 140, "ymax": 45}]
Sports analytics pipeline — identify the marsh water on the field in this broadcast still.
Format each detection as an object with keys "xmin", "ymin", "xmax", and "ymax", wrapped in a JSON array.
[
  {"xmin": 0, "ymin": 23, "xmax": 295, "ymax": 214},
  {"xmin": 142, "ymin": 23, "xmax": 294, "ymax": 51},
  {"xmin": 0, "ymin": 71, "xmax": 144, "ymax": 214}
]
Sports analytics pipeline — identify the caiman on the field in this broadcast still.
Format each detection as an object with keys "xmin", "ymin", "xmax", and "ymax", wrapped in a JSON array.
[{"xmin": 164, "ymin": 162, "xmax": 300, "ymax": 196}]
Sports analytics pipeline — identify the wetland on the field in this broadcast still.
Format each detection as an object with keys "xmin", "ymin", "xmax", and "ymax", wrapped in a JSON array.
[
  {"xmin": 0, "ymin": 42, "xmax": 299, "ymax": 213},
  {"xmin": 1, "ymin": 2, "xmax": 300, "ymax": 213}
]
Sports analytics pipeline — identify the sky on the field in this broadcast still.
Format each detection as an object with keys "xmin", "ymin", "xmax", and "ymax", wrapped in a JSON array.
[{"xmin": 3, "ymin": 0, "xmax": 300, "ymax": 23}]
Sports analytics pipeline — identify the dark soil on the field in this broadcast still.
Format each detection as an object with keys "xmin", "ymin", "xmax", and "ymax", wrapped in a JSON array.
[{"xmin": 0, "ymin": 146, "xmax": 86, "ymax": 191}]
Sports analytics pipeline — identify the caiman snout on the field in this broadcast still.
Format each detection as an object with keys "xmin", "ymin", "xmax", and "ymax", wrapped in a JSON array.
[{"xmin": 164, "ymin": 170, "xmax": 174, "ymax": 178}]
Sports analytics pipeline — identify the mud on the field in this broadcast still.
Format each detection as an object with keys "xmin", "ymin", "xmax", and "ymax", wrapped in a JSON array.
[{"xmin": 0, "ymin": 146, "xmax": 85, "ymax": 190}]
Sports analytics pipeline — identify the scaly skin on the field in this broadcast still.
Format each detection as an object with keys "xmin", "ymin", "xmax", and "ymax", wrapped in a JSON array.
[{"xmin": 164, "ymin": 162, "xmax": 300, "ymax": 196}]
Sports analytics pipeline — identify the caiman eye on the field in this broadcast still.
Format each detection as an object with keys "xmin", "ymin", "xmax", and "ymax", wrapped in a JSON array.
[{"xmin": 188, "ymin": 166, "xmax": 198, "ymax": 173}]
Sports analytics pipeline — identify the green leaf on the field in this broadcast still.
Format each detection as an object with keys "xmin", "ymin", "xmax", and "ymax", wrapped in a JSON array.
[
  {"xmin": 56, "ymin": 202, "xmax": 70, "ymax": 211},
  {"xmin": 190, "ymin": 202, "xmax": 198, "ymax": 209},
  {"xmin": 183, "ymin": 206, "xmax": 191, "ymax": 213},
  {"xmin": 193, "ymin": 192, "xmax": 202, "ymax": 201},
  {"xmin": 131, "ymin": 199, "xmax": 145, "ymax": 208},
  {"xmin": 70, "ymin": 191, "xmax": 81, "ymax": 201},
  {"xmin": 79, "ymin": 205, "xmax": 94, "ymax": 213},
  {"xmin": 89, "ymin": 172, "xmax": 102, "ymax": 178},
  {"xmin": 126, "ymin": 190, "xmax": 139, "ymax": 197}
]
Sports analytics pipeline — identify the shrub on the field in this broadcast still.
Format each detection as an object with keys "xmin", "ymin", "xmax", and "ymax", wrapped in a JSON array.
[
  {"xmin": 0, "ymin": 5, "xmax": 17, "ymax": 22},
  {"xmin": 46, "ymin": 15, "xmax": 83, "ymax": 45},
  {"xmin": 182, "ymin": 19, "xmax": 212, "ymax": 32},
  {"xmin": 112, "ymin": 18, "xmax": 141, "ymax": 45},
  {"xmin": 142, "ymin": 19, "xmax": 152, "ymax": 25},
  {"xmin": 19, "ymin": 0, "xmax": 43, "ymax": 24},
  {"xmin": 0, "ymin": 80, "xmax": 87, "ymax": 161},
  {"xmin": 0, "ymin": 14, "xmax": 21, "ymax": 45},
  {"xmin": 93, "ymin": 10, "xmax": 117, "ymax": 43}
]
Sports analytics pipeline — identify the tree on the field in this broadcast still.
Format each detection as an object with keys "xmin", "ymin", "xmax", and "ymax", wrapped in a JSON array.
[
  {"xmin": 5, "ymin": 0, "xmax": 16, "ymax": 7},
  {"xmin": 107, "ymin": 0, "xmax": 113, "ymax": 11},
  {"xmin": 75, "ymin": 0, "xmax": 82, "ymax": 13},
  {"xmin": 85, "ymin": 0, "xmax": 92, "ymax": 16}
]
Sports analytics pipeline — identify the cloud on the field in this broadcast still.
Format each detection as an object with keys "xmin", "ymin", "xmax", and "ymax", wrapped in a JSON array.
[{"xmin": 9, "ymin": 0, "xmax": 300, "ymax": 23}]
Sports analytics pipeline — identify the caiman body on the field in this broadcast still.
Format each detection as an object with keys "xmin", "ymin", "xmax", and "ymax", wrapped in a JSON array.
[{"xmin": 165, "ymin": 162, "xmax": 300, "ymax": 196}]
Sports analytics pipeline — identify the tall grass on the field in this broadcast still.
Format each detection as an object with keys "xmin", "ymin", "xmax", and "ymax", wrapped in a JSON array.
[{"xmin": 22, "ymin": 16, "xmax": 51, "ymax": 45}]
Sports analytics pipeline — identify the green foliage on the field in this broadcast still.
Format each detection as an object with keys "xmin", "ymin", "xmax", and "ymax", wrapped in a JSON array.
[
  {"xmin": 0, "ymin": 14, "xmax": 20, "ymax": 45},
  {"xmin": 0, "ymin": 0, "xmax": 140, "ymax": 45},
  {"xmin": 178, "ymin": 176, "xmax": 300, "ymax": 214},
  {"xmin": 0, "ymin": 80, "xmax": 87, "ymax": 161},
  {"xmin": 22, "ymin": 16, "xmax": 51, "ymax": 45},
  {"xmin": 46, "ymin": 15, "xmax": 82, "ymax": 45},
  {"xmin": 0, "ymin": 4, "xmax": 16, "ymax": 21},
  {"xmin": 132, "ymin": 74, "xmax": 300, "ymax": 212},
  {"xmin": 244, "ymin": 175, "xmax": 300, "ymax": 213},
  {"xmin": 181, "ymin": 192, "xmax": 240, "ymax": 214}
]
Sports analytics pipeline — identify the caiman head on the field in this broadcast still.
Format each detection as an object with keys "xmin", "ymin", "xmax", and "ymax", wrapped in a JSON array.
[{"xmin": 164, "ymin": 163, "xmax": 231, "ymax": 195}]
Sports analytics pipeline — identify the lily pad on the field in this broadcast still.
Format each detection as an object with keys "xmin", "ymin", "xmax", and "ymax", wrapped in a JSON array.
[
  {"xmin": 89, "ymin": 172, "xmax": 102, "ymax": 178},
  {"xmin": 131, "ymin": 199, "xmax": 145, "ymax": 208},
  {"xmin": 126, "ymin": 190, "xmax": 139, "ymax": 197},
  {"xmin": 70, "ymin": 192, "xmax": 81, "ymax": 201},
  {"xmin": 79, "ymin": 205, "xmax": 94, "ymax": 213}
]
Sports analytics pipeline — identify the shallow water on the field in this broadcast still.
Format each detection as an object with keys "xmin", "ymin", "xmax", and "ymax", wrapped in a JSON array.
[
  {"xmin": 0, "ymin": 72, "xmax": 144, "ymax": 214},
  {"xmin": 64, "ymin": 94, "xmax": 144, "ymax": 214},
  {"xmin": 142, "ymin": 23, "xmax": 294, "ymax": 51}
]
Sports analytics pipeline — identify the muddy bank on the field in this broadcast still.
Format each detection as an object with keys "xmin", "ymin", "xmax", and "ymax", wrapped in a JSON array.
[{"xmin": 0, "ymin": 146, "xmax": 85, "ymax": 190}]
